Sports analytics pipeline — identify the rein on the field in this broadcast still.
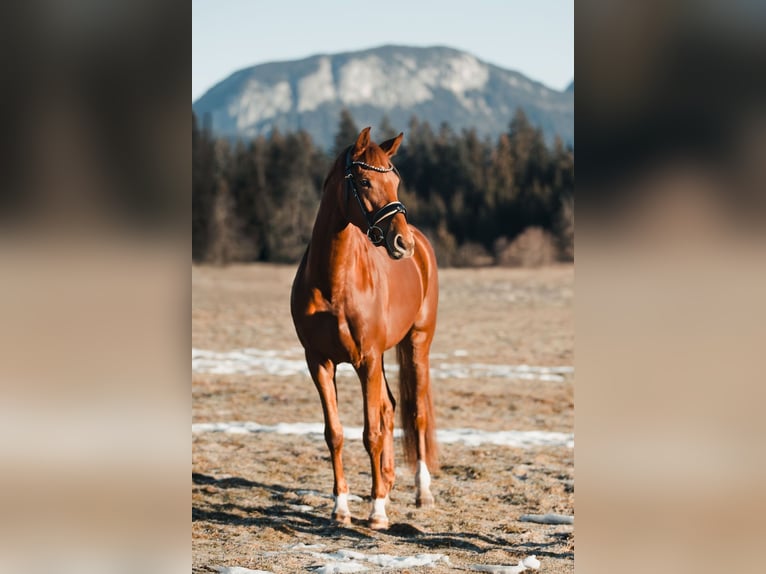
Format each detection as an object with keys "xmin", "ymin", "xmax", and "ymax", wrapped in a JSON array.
[{"xmin": 344, "ymin": 147, "xmax": 407, "ymax": 244}]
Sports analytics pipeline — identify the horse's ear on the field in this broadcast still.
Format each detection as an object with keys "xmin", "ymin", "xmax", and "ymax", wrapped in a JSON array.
[
  {"xmin": 352, "ymin": 127, "xmax": 372, "ymax": 156},
  {"xmin": 379, "ymin": 132, "xmax": 404, "ymax": 157}
]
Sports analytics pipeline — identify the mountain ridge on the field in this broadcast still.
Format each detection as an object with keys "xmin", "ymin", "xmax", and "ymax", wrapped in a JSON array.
[{"xmin": 194, "ymin": 45, "xmax": 573, "ymax": 149}]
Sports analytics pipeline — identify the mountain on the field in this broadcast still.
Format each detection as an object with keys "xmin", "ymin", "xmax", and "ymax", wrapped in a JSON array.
[{"xmin": 193, "ymin": 45, "xmax": 573, "ymax": 149}]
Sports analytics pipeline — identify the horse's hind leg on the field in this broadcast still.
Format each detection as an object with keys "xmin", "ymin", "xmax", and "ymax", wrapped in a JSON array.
[
  {"xmin": 412, "ymin": 334, "xmax": 437, "ymax": 507},
  {"xmin": 398, "ymin": 327, "xmax": 438, "ymax": 508},
  {"xmin": 307, "ymin": 355, "xmax": 350, "ymax": 524}
]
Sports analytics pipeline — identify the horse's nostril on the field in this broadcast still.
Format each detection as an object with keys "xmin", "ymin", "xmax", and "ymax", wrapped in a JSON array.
[{"xmin": 395, "ymin": 234, "xmax": 407, "ymax": 252}]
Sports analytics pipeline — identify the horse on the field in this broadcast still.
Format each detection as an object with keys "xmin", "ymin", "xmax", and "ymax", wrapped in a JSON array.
[{"xmin": 290, "ymin": 127, "xmax": 439, "ymax": 530}]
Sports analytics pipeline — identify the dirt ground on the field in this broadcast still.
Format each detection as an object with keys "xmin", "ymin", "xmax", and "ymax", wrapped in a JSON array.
[{"xmin": 192, "ymin": 263, "xmax": 574, "ymax": 573}]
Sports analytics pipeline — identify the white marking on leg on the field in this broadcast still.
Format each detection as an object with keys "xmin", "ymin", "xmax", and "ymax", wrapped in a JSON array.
[
  {"xmin": 416, "ymin": 460, "xmax": 434, "ymax": 506},
  {"xmin": 372, "ymin": 497, "xmax": 388, "ymax": 517},
  {"xmin": 368, "ymin": 497, "xmax": 389, "ymax": 527},
  {"xmin": 333, "ymin": 493, "xmax": 350, "ymax": 517},
  {"xmin": 416, "ymin": 460, "xmax": 431, "ymax": 492}
]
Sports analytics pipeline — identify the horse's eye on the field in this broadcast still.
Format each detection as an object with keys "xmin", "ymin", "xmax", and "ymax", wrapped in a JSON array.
[{"xmin": 360, "ymin": 179, "xmax": 371, "ymax": 188}]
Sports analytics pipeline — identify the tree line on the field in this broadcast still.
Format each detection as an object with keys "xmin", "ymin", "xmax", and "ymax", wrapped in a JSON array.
[{"xmin": 193, "ymin": 108, "xmax": 573, "ymax": 267}]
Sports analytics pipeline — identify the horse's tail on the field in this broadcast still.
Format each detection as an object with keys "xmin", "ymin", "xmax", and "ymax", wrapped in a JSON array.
[{"xmin": 397, "ymin": 339, "xmax": 439, "ymax": 472}]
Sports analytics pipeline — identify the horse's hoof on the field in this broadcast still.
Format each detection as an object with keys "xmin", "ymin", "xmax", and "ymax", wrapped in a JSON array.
[
  {"xmin": 332, "ymin": 512, "xmax": 352, "ymax": 525},
  {"xmin": 368, "ymin": 515, "xmax": 389, "ymax": 530},
  {"xmin": 416, "ymin": 494, "xmax": 435, "ymax": 508}
]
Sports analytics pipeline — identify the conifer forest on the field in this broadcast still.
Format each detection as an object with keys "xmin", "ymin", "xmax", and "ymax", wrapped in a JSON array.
[{"xmin": 192, "ymin": 109, "xmax": 573, "ymax": 267}]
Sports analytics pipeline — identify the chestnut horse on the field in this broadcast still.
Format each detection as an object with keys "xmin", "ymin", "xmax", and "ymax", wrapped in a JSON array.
[{"xmin": 290, "ymin": 127, "xmax": 438, "ymax": 529}]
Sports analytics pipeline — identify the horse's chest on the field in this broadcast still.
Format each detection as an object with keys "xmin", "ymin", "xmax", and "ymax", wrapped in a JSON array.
[
  {"xmin": 297, "ymin": 286, "xmax": 388, "ymax": 360},
  {"xmin": 293, "ymin": 287, "xmax": 356, "ymax": 361}
]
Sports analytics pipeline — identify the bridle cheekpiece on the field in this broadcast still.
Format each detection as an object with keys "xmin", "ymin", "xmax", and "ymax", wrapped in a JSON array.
[{"xmin": 344, "ymin": 147, "xmax": 407, "ymax": 245}]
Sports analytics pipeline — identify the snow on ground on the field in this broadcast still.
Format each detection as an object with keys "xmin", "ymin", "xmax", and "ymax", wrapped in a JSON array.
[
  {"xmin": 469, "ymin": 555, "xmax": 541, "ymax": 573},
  {"xmin": 217, "ymin": 546, "xmax": 540, "ymax": 574},
  {"xmin": 309, "ymin": 549, "xmax": 450, "ymax": 571},
  {"xmin": 293, "ymin": 490, "xmax": 363, "ymax": 502},
  {"xmin": 221, "ymin": 544, "xmax": 451, "ymax": 573},
  {"xmin": 192, "ymin": 421, "xmax": 573, "ymax": 449},
  {"xmin": 438, "ymin": 428, "xmax": 574, "ymax": 448},
  {"xmin": 218, "ymin": 568, "xmax": 275, "ymax": 574},
  {"xmin": 192, "ymin": 348, "xmax": 573, "ymax": 382},
  {"xmin": 519, "ymin": 513, "xmax": 574, "ymax": 525}
]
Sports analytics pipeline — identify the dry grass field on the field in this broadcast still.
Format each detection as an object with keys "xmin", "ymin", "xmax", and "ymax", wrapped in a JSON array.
[{"xmin": 192, "ymin": 263, "xmax": 574, "ymax": 573}]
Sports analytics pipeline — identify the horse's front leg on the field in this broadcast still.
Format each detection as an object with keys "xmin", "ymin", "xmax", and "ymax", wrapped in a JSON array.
[
  {"xmin": 307, "ymin": 354, "xmax": 350, "ymax": 524},
  {"xmin": 358, "ymin": 355, "xmax": 394, "ymax": 530}
]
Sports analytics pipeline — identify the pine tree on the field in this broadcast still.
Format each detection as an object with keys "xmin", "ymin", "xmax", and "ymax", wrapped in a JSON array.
[
  {"xmin": 377, "ymin": 114, "xmax": 398, "ymax": 141},
  {"xmin": 551, "ymin": 135, "xmax": 574, "ymax": 261},
  {"xmin": 268, "ymin": 131, "xmax": 322, "ymax": 261},
  {"xmin": 192, "ymin": 112, "xmax": 217, "ymax": 261},
  {"xmin": 505, "ymin": 108, "xmax": 555, "ymax": 237},
  {"xmin": 508, "ymin": 108, "xmax": 536, "ymax": 177},
  {"xmin": 205, "ymin": 176, "xmax": 251, "ymax": 264},
  {"xmin": 333, "ymin": 108, "xmax": 359, "ymax": 157}
]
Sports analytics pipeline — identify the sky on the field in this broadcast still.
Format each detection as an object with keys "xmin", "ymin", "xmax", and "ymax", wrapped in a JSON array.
[{"xmin": 192, "ymin": 0, "xmax": 574, "ymax": 101}]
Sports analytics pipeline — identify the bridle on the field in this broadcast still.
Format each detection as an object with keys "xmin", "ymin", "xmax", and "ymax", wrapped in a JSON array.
[{"xmin": 344, "ymin": 147, "xmax": 407, "ymax": 245}]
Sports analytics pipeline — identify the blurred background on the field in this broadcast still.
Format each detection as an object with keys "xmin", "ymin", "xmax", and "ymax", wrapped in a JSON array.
[
  {"xmin": 576, "ymin": 1, "xmax": 766, "ymax": 573},
  {"xmin": 0, "ymin": 1, "xmax": 189, "ymax": 572},
  {"xmin": 1, "ymin": 0, "xmax": 765, "ymax": 572},
  {"xmin": 191, "ymin": 1, "xmax": 574, "ymax": 268}
]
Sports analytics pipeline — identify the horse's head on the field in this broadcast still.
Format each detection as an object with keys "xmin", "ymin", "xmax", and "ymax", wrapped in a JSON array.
[{"xmin": 343, "ymin": 127, "xmax": 414, "ymax": 260}]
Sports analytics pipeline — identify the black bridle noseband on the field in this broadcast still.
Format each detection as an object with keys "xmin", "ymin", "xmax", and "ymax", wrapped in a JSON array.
[{"xmin": 344, "ymin": 147, "xmax": 407, "ymax": 245}]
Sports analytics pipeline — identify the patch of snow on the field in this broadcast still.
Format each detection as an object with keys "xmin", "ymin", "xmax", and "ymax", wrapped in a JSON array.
[
  {"xmin": 432, "ymin": 362, "xmax": 573, "ymax": 382},
  {"xmin": 523, "ymin": 556, "xmax": 541, "ymax": 569},
  {"xmin": 230, "ymin": 80, "xmax": 292, "ymax": 128},
  {"xmin": 337, "ymin": 56, "xmax": 432, "ymax": 108},
  {"xmin": 505, "ymin": 75, "xmax": 534, "ymax": 93},
  {"xmin": 313, "ymin": 563, "xmax": 368, "ymax": 574},
  {"xmin": 307, "ymin": 549, "xmax": 449, "ymax": 572},
  {"xmin": 334, "ymin": 53, "xmax": 488, "ymax": 110},
  {"xmin": 414, "ymin": 54, "xmax": 488, "ymax": 96},
  {"xmin": 316, "ymin": 550, "xmax": 368, "ymax": 562},
  {"xmin": 192, "ymin": 348, "xmax": 309, "ymax": 377},
  {"xmin": 193, "ymin": 421, "xmax": 351, "ymax": 439},
  {"xmin": 192, "ymin": 421, "xmax": 573, "ymax": 449},
  {"xmin": 288, "ymin": 504, "xmax": 314, "ymax": 512},
  {"xmin": 520, "ymin": 513, "xmax": 574, "ymax": 525},
  {"xmin": 294, "ymin": 489, "xmax": 362, "ymax": 502},
  {"xmin": 297, "ymin": 57, "xmax": 336, "ymax": 112},
  {"xmin": 287, "ymin": 543, "xmax": 326, "ymax": 550},
  {"xmin": 217, "ymin": 567, "xmax": 275, "ymax": 574},
  {"xmin": 366, "ymin": 553, "xmax": 450, "ymax": 568},
  {"xmin": 470, "ymin": 555, "xmax": 540, "ymax": 573},
  {"xmin": 192, "ymin": 348, "xmax": 573, "ymax": 382},
  {"xmin": 439, "ymin": 428, "xmax": 574, "ymax": 448},
  {"xmin": 393, "ymin": 54, "xmax": 418, "ymax": 71}
]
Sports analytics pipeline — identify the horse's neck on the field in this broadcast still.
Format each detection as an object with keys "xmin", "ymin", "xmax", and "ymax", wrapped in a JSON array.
[{"xmin": 306, "ymin": 193, "xmax": 365, "ymax": 291}]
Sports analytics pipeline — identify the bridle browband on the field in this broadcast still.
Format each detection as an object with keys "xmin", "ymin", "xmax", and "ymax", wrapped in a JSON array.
[{"xmin": 344, "ymin": 147, "xmax": 407, "ymax": 245}]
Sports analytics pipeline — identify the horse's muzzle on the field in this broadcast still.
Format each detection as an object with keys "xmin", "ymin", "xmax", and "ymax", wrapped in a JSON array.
[{"xmin": 387, "ymin": 231, "xmax": 414, "ymax": 259}]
